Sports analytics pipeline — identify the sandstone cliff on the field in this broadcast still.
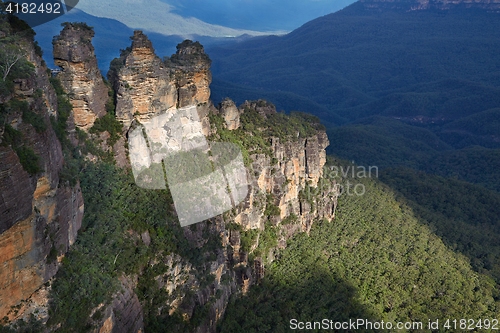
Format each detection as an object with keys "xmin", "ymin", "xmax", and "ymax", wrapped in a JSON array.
[
  {"xmin": 108, "ymin": 31, "xmax": 212, "ymax": 136},
  {"xmin": 2, "ymin": 24, "xmax": 337, "ymax": 332},
  {"xmin": 53, "ymin": 22, "xmax": 108, "ymax": 131},
  {"xmin": 91, "ymin": 31, "xmax": 337, "ymax": 332},
  {"xmin": 0, "ymin": 22, "xmax": 83, "ymax": 323}
]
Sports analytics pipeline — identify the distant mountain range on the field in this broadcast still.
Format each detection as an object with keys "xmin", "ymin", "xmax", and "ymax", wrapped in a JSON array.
[
  {"xmin": 206, "ymin": 1, "xmax": 500, "ymax": 190},
  {"xmin": 73, "ymin": 0, "xmax": 285, "ymax": 38},
  {"xmin": 163, "ymin": 0, "xmax": 355, "ymax": 31}
]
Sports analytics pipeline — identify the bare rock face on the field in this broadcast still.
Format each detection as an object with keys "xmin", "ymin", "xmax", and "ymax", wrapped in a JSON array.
[
  {"xmin": 53, "ymin": 23, "xmax": 108, "ymax": 131},
  {"xmin": 219, "ymin": 99, "xmax": 240, "ymax": 130},
  {"xmin": 0, "ymin": 28, "xmax": 83, "ymax": 321},
  {"xmin": 95, "ymin": 276, "xmax": 144, "ymax": 333},
  {"xmin": 228, "ymin": 103, "xmax": 335, "ymax": 235},
  {"xmin": 0, "ymin": 147, "xmax": 34, "ymax": 233},
  {"xmin": 140, "ymin": 101, "xmax": 337, "ymax": 333},
  {"xmin": 103, "ymin": 28, "xmax": 337, "ymax": 330},
  {"xmin": 109, "ymin": 32, "xmax": 213, "ymax": 134},
  {"xmin": 111, "ymin": 31, "xmax": 177, "ymax": 127}
]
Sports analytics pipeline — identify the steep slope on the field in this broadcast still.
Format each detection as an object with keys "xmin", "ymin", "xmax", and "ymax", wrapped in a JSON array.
[
  {"xmin": 219, "ymin": 161, "xmax": 499, "ymax": 331},
  {"xmin": 0, "ymin": 17, "xmax": 83, "ymax": 324},
  {"xmin": 26, "ymin": 29, "xmax": 338, "ymax": 333}
]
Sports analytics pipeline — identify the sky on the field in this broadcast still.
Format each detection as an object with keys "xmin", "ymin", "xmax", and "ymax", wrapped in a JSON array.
[
  {"xmin": 164, "ymin": 0, "xmax": 353, "ymax": 31},
  {"xmin": 73, "ymin": 0, "xmax": 354, "ymax": 36}
]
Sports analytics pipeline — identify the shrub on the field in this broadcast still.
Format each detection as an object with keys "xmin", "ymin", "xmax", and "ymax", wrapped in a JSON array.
[{"xmin": 15, "ymin": 146, "xmax": 42, "ymax": 174}]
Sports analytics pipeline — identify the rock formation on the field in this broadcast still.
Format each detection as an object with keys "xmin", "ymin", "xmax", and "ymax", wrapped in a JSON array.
[
  {"xmin": 219, "ymin": 98, "xmax": 240, "ymax": 130},
  {"xmin": 1, "ymin": 24, "xmax": 337, "ymax": 332},
  {"xmin": 53, "ymin": 22, "xmax": 108, "ymax": 131},
  {"xmin": 0, "ymin": 25, "xmax": 83, "ymax": 321},
  {"xmin": 108, "ymin": 31, "xmax": 212, "ymax": 136},
  {"xmin": 92, "ymin": 31, "xmax": 338, "ymax": 333}
]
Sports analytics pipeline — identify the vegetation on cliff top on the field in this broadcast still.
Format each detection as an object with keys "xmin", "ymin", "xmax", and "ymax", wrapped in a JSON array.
[{"xmin": 209, "ymin": 100, "xmax": 324, "ymax": 165}]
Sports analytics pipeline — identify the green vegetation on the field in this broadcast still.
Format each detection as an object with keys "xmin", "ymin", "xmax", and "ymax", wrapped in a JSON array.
[
  {"xmin": 49, "ymin": 77, "xmax": 72, "ymax": 146},
  {"xmin": 209, "ymin": 100, "xmax": 322, "ymax": 165},
  {"xmin": 240, "ymin": 229, "xmax": 259, "ymax": 252},
  {"xmin": 11, "ymin": 99, "xmax": 47, "ymax": 133},
  {"xmin": 0, "ymin": 314, "xmax": 43, "ymax": 333},
  {"xmin": 326, "ymin": 117, "xmax": 500, "ymax": 192},
  {"xmin": 1, "ymin": 119, "xmax": 43, "ymax": 175},
  {"xmin": 89, "ymin": 85, "xmax": 123, "ymax": 146},
  {"xmin": 380, "ymin": 168, "xmax": 500, "ymax": 284},
  {"xmin": 48, "ymin": 159, "xmax": 225, "ymax": 332},
  {"xmin": 210, "ymin": 7, "xmax": 500, "ymax": 124},
  {"xmin": 0, "ymin": 14, "xmax": 36, "ymax": 98},
  {"xmin": 219, "ymin": 165, "xmax": 499, "ymax": 332},
  {"xmin": 167, "ymin": 40, "xmax": 211, "ymax": 68},
  {"xmin": 47, "ymin": 162, "xmax": 179, "ymax": 332},
  {"xmin": 209, "ymin": 5, "xmax": 500, "ymax": 197},
  {"xmin": 15, "ymin": 146, "xmax": 41, "ymax": 174},
  {"xmin": 49, "ymin": 77, "xmax": 81, "ymax": 186},
  {"xmin": 264, "ymin": 194, "xmax": 280, "ymax": 217},
  {"xmin": 61, "ymin": 22, "xmax": 94, "ymax": 31}
]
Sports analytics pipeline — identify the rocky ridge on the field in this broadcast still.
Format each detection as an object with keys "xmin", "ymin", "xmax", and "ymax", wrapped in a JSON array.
[
  {"xmin": 52, "ymin": 22, "xmax": 108, "ymax": 131},
  {"xmin": 90, "ymin": 32, "xmax": 337, "ymax": 333},
  {"xmin": 1, "ymin": 25, "xmax": 337, "ymax": 333},
  {"xmin": 108, "ymin": 31, "xmax": 212, "ymax": 136}
]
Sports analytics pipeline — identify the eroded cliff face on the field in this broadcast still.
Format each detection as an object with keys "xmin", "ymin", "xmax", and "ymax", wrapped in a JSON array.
[
  {"xmin": 109, "ymin": 31, "xmax": 212, "ymax": 136},
  {"xmin": 88, "ymin": 31, "xmax": 338, "ymax": 333},
  {"xmin": 0, "ymin": 25, "xmax": 83, "ymax": 322},
  {"xmin": 53, "ymin": 23, "xmax": 108, "ymax": 131},
  {"xmin": 0, "ymin": 24, "xmax": 336, "ymax": 332}
]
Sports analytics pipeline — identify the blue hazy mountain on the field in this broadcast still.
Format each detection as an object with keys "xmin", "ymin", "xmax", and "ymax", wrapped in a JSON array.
[
  {"xmin": 72, "ymin": 0, "xmax": 287, "ymax": 37},
  {"xmin": 205, "ymin": 1, "xmax": 500, "ymax": 194},
  {"xmin": 164, "ymin": 0, "xmax": 355, "ymax": 31},
  {"xmin": 207, "ymin": 3, "xmax": 500, "ymax": 124}
]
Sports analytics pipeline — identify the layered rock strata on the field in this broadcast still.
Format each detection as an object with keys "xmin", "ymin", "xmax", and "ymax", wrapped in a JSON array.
[
  {"xmin": 108, "ymin": 31, "xmax": 212, "ymax": 136},
  {"xmin": 93, "ymin": 31, "xmax": 338, "ymax": 333},
  {"xmin": 0, "ymin": 27, "xmax": 83, "ymax": 321},
  {"xmin": 53, "ymin": 22, "xmax": 108, "ymax": 131}
]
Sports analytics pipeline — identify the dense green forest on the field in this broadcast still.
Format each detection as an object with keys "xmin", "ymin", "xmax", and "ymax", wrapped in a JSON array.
[
  {"xmin": 326, "ymin": 118, "xmax": 500, "ymax": 192},
  {"xmin": 380, "ymin": 168, "xmax": 500, "ymax": 284},
  {"xmin": 219, "ymin": 161, "xmax": 500, "ymax": 332}
]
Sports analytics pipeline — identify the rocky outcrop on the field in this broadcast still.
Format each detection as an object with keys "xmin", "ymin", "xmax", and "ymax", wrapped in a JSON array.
[
  {"xmin": 219, "ymin": 99, "xmax": 240, "ymax": 130},
  {"xmin": 0, "ymin": 25, "xmax": 83, "ymax": 321},
  {"xmin": 100, "ymin": 31, "xmax": 337, "ymax": 333},
  {"xmin": 109, "ymin": 31, "xmax": 213, "ymax": 135},
  {"xmin": 95, "ymin": 276, "xmax": 144, "ymax": 333},
  {"xmin": 0, "ymin": 147, "xmax": 34, "ymax": 233},
  {"xmin": 53, "ymin": 22, "xmax": 108, "ymax": 131},
  {"xmin": 0, "ymin": 26, "xmax": 336, "ymax": 331}
]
